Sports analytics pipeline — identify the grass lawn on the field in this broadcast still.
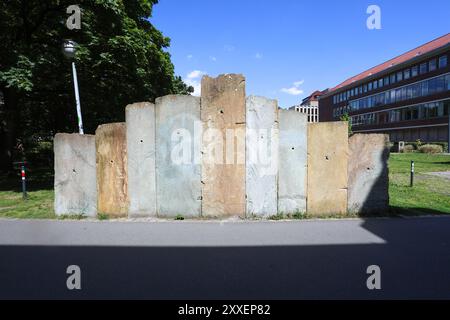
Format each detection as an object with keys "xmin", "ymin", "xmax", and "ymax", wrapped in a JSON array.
[
  {"xmin": 389, "ymin": 153, "xmax": 450, "ymax": 215},
  {"xmin": 0, "ymin": 168, "xmax": 56, "ymax": 219},
  {"xmin": 0, "ymin": 153, "xmax": 449, "ymax": 219}
]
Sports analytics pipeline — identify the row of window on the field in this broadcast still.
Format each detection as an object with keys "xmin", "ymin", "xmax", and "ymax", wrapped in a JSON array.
[
  {"xmin": 332, "ymin": 54, "xmax": 448, "ymax": 105},
  {"xmin": 351, "ymin": 99, "xmax": 450, "ymax": 127},
  {"xmin": 348, "ymin": 73, "xmax": 450, "ymax": 111},
  {"xmin": 333, "ymin": 73, "xmax": 450, "ymax": 118}
]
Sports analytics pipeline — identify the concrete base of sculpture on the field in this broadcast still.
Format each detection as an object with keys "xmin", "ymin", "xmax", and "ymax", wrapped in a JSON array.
[{"xmin": 54, "ymin": 133, "xmax": 97, "ymax": 216}]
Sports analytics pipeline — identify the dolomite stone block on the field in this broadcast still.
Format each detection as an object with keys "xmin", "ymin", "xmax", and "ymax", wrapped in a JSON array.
[
  {"xmin": 246, "ymin": 96, "xmax": 278, "ymax": 217},
  {"xmin": 54, "ymin": 133, "xmax": 97, "ymax": 216},
  {"xmin": 348, "ymin": 133, "xmax": 390, "ymax": 213},
  {"xmin": 278, "ymin": 110, "xmax": 307, "ymax": 214},
  {"xmin": 126, "ymin": 102, "xmax": 156, "ymax": 217},
  {"xmin": 156, "ymin": 95, "xmax": 202, "ymax": 217},
  {"xmin": 96, "ymin": 123, "xmax": 128, "ymax": 217},
  {"xmin": 307, "ymin": 122, "xmax": 348, "ymax": 216},
  {"xmin": 201, "ymin": 74, "xmax": 246, "ymax": 217}
]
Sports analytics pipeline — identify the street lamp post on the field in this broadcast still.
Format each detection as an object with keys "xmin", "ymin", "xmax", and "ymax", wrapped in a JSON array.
[{"xmin": 62, "ymin": 40, "xmax": 84, "ymax": 134}]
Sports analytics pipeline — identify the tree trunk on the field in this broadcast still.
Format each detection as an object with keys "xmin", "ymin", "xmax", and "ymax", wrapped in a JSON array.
[{"xmin": 0, "ymin": 87, "xmax": 20, "ymax": 172}]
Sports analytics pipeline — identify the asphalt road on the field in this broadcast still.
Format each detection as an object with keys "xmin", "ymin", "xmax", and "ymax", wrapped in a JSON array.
[{"xmin": 0, "ymin": 216, "xmax": 449, "ymax": 299}]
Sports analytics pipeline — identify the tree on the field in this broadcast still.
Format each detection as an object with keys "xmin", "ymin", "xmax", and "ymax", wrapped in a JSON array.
[
  {"xmin": 340, "ymin": 113, "xmax": 353, "ymax": 136},
  {"xmin": 0, "ymin": 0, "xmax": 192, "ymax": 171}
]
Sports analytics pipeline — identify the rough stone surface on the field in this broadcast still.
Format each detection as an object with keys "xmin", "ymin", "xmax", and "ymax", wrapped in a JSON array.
[
  {"xmin": 156, "ymin": 95, "xmax": 202, "ymax": 217},
  {"xmin": 278, "ymin": 110, "xmax": 307, "ymax": 214},
  {"xmin": 126, "ymin": 102, "xmax": 156, "ymax": 217},
  {"xmin": 307, "ymin": 122, "xmax": 348, "ymax": 216},
  {"xmin": 201, "ymin": 74, "xmax": 246, "ymax": 217},
  {"xmin": 54, "ymin": 133, "xmax": 97, "ymax": 216},
  {"xmin": 348, "ymin": 134, "xmax": 389, "ymax": 213},
  {"xmin": 96, "ymin": 123, "xmax": 128, "ymax": 217},
  {"xmin": 245, "ymin": 96, "xmax": 278, "ymax": 217}
]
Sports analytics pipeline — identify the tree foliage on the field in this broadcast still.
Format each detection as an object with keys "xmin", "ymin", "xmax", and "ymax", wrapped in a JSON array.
[{"xmin": 0, "ymin": 0, "xmax": 192, "ymax": 170}]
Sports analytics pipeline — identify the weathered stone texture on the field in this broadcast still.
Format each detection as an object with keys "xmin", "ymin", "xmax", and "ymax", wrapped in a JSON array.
[
  {"xmin": 307, "ymin": 122, "xmax": 348, "ymax": 216},
  {"xmin": 156, "ymin": 95, "xmax": 202, "ymax": 217},
  {"xmin": 96, "ymin": 123, "xmax": 128, "ymax": 217},
  {"xmin": 201, "ymin": 74, "xmax": 246, "ymax": 217},
  {"xmin": 126, "ymin": 102, "xmax": 156, "ymax": 216},
  {"xmin": 245, "ymin": 96, "xmax": 278, "ymax": 217},
  {"xmin": 54, "ymin": 133, "xmax": 97, "ymax": 216},
  {"xmin": 278, "ymin": 110, "xmax": 307, "ymax": 214},
  {"xmin": 348, "ymin": 133, "xmax": 390, "ymax": 213}
]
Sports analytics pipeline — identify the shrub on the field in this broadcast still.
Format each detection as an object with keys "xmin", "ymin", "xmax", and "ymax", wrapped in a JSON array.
[
  {"xmin": 401, "ymin": 144, "xmax": 415, "ymax": 153},
  {"xmin": 418, "ymin": 144, "xmax": 443, "ymax": 154}
]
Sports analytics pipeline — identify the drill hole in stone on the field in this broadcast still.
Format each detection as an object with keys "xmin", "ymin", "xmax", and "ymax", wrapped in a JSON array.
[
  {"xmin": 291, "ymin": 147, "xmax": 295, "ymax": 150},
  {"xmin": 325, "ymin": 156, "xmax": 329, "ymax": 160},
  {"xmin": 140, "ymin": 140, "xmax": 143, "ymax": 143},
  {"xmin": 219, "ymin": 110, "xmax": 224, "ymax": 114}
]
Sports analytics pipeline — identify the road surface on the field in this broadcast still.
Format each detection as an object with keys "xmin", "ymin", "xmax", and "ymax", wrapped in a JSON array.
[{"xmin": 0, "ymin": 216, "xmax": 449, "ymax": 299}]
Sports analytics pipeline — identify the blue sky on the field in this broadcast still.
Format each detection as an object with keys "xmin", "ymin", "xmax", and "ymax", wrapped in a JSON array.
[{"xmin": 151, "ymin": 0, "xmax": 450, "ymax": 108}]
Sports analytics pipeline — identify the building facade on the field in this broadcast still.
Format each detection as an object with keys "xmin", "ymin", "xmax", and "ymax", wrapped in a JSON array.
[
  {"xmin": 290, "ymin": 90, "xmax": 326, "ymax": 123},
  {"xmin": 319, "ymin": 33, "xmax": 450, "ymax": 143}
]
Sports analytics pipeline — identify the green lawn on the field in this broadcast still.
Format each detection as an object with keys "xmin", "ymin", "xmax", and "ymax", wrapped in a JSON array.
[
  {"xmin": 0, "ymin": 168, "xmax": 56, "ymax": 219},
  {"xmin": 0, "ymin": 153, "xmax": 449, "ymax": 219},
  {"xmin": 389, "ymin": 153, "xmax": 450, "ymax": 214}
]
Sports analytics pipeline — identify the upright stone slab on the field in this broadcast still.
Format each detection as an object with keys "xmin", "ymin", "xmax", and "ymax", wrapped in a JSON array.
[
  {"xmin": 96, "ymin": 123, "xmax": 128, "ymax": 217},
  {"xmin": 201, "ymin": 74, "xmax": 246, "ymax": 217},
  {"xmin": 54, "ymin": 133, "xmax": 97, "ymax": 216},
  {"xmin": 307, "ymin": 122, "xmax": 348, "ymax": 216},
  {"xmin": 126, "ymin": 102, "xmax": 156, "ymax": 217},
  {"xmin": 278, "ymin": 110, "xmax": 307, "ymax": 214},
  {"xmin": 348, "ymin": 133, "xmax": 389, "ymax": 213},
  {"xmin": 156, "ymin": 95, "xmax": 201, "ymax": 217},
  {"xmin": 246, "ymin": 96, "xmax": 278, "ymax": 217}
]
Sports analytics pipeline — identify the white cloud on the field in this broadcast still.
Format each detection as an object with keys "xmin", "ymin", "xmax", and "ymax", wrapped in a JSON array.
[
  {"xmin": 210, "ymin": 56, "xmax": 217, "ymax": 62},
  {"xmin": 281, "ymin": 87, "xmax": 304, "ymax": 95},
  {"xmin": 184, "ymin": 70, "xmax": 206, "ymax": 96},
  {"xmin": 187, "ymin": 70, "xmax": 205, "ymax": 79},
  {"xmin": 255, "ymin": 53, "xmax": 263, "ymax": 59},
  {"xmin": 281, "ymin": 80, "xmax": 305, "ymax": 96}
]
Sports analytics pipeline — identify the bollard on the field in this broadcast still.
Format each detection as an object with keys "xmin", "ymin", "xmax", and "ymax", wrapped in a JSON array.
[
  {"xmin": 21, "ymin": 164, "xmax": 27, "ymax": 199},
  {"xmin": 410, "ymin": 160, "xmax": 414, "ymax": 187}
]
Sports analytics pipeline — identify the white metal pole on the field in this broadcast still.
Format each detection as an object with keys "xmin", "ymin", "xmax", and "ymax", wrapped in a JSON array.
[{"xmin": 71, "ymin": 61, "xmax": 84, "ymax": 134}]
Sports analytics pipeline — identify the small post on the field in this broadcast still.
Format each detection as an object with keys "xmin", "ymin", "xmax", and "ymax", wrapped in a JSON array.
[
  {"xmin": 410, "ymin": 160, "xmax": 414, "ymax": 187},
  {"xmin": 21, "ymin": 164, "xmax": 27, "ymax": 199}
]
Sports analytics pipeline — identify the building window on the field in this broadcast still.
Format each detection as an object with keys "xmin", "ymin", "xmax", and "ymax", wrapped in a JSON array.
[
  {"xmin": 378, "ymin": 78, "xmax": 383, "ymax": 88},
  {"xmin": 363, "ymin": 84, "xmax": 367, "ymax": 93},
  {"xmin": 411, "ymin": 65, "xmax": 418, "ymax": 77},
  {"xmin": 390, "ymin": 73, "xmax": 396, "ymax": 84},
  {"xmin": 439, "ymin": 55, "xmax": 448, "ymax": 68},
  {"xmin": 373, "ymin": 80, "xmax": 378, "ymax": 90},
  {"xmin": 359, "ymin": 86, "xmax": 363, "ymax": 94},
  {"xmin": 429, "ymin": 59, "xmax": 437, "ymax": 71},
  {"xmin": 420, "ymin": 62, "xmax": 428, "ymax": 74},
  {"xmin": 368, "ymin": 82, "xmax": 373, "ymax": 91},
  {"xmin": 383, "ymin": 76, "xmax": 389, "ymax": 86},
  {"xmin": 397, "ymin": 71, "xmax": 403, "ymax": 82},
  {"xmin": 404, "ymin": 68, "xmax": 411, "ymax": 80}
]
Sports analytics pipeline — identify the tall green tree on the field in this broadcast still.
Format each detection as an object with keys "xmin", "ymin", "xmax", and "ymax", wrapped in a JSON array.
[{"xmin": 0, "ymin": 0, "xmax": 192, "ymax": 171}]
